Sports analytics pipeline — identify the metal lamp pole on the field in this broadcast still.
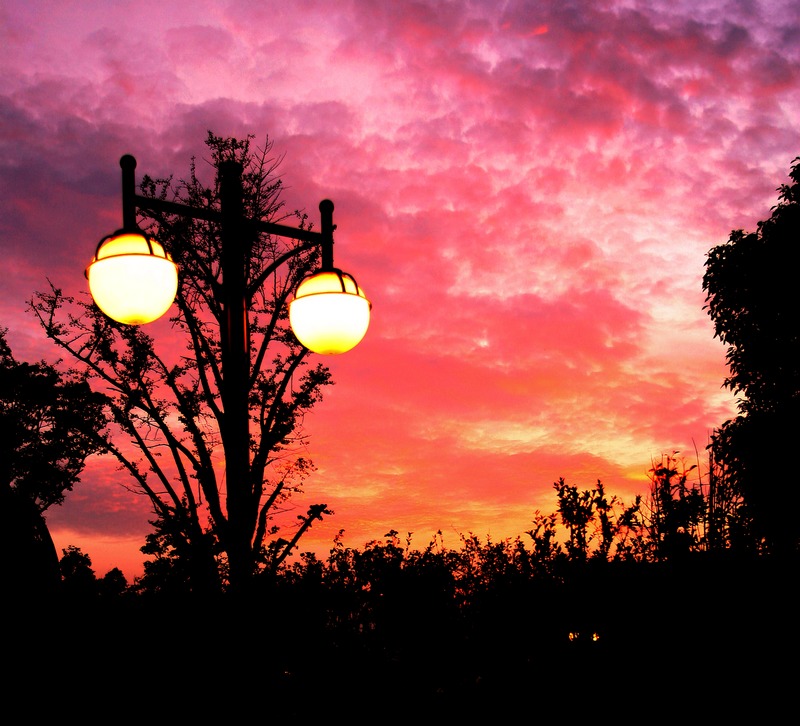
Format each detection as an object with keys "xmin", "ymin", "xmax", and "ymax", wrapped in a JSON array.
[{"xmin": 114, "ymin": 155, "xmax": 339, "ymax": 589}]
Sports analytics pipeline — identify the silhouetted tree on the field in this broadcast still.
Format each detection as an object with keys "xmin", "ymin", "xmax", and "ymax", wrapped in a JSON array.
[
  {"xmin": 130, "ymin": 509, "xmax": 204, "ymax": 597},
  {"xmin": 555, "ymin": 477, "xmax": 595, "ymax": 562},
  {"xmin": 547, "ymin": 477, "xmax": 643, "ymax": 565},
  {"xmin": 705, "ymin": 444, "xmax": 752, "ymax": 552},
  {"xmin": 643, "ymin": 453, "xmax": 703, "ymax": 561},
  {"xmin": 97, "ymin": 567, "xmax": 129, "ymax": 598},
  {"xmin": 525, "ymin": 510, "xmax": 565, "ymax": 579},
  {"xmin": 0, "ymin": 328, "xmax": 107, "ymax": 598},
  {"xmin": 703, "ymin": 156, "xmax": 800, "ymax": 553},
  {"xmin": 30, "ymin": 133, "xmax": 335, "ymax": 594},
  {"xmin": 59, "ymin": 544, "xmax": 98, "ymax": 599}
]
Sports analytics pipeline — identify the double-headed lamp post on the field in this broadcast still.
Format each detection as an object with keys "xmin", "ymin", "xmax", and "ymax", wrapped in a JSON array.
[
  {"xmin": 84, "ymin": 155, "xmax": 371, "ymax": 586},
  {"xmin": 86, "ymin": 154, "xmax": 371, "ymax": 352}
]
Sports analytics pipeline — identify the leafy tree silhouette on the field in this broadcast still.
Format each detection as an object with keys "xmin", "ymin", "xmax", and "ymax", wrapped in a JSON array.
[
  {"xmin": 644, "ymin": 453, "xmax": 703, "ymax": 561},
  {"xmin": 59, "ymin": 544, "xmax": 99, "ymax": 599},
  {"xmin": 0, "ymin": 328, "xmax": 107, "ymax": 600},
  {"xmin": 703, "ymin": 156, "xmax": 800, "ymax": 554}
]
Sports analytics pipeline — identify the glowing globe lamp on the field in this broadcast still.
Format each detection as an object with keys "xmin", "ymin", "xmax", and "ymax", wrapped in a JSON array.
[
  {"xmin": 289, "ymin": 270, "xmax": 371, "ymax": 354},
  {"xmin": 86, "ymin": 231, "xmax": 178, "ymax": 325}
]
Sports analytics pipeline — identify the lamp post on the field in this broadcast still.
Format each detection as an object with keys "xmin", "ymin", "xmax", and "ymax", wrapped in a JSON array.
[
  {"xmin": 86, "ymin": 155, "xmax": 371, "ymax": 352},
  {"xmin": 85, "ymin": 154, "xmax": 371, "ymax": 589}
]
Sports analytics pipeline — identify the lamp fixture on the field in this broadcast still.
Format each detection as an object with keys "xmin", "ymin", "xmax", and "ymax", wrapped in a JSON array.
[
  {"xmin": 290, "ymin": 268, "xmax": 371, "ymax": 354},
  {"xmin": 85, "ymin": 229, "xmax": 178, "ymax": 326},
  {"xmin": 86, "ymin": 155, "xmax": 370, "ymax": 355}
]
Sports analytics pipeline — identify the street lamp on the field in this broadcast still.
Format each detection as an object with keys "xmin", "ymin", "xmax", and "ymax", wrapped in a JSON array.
[
  {"xmin": 82, "ymin": 152, "xmax": 372, "ymax": 589},
  {"xmin": 85, "ymin": 154, "xmax": 371, "ymax": 354}
]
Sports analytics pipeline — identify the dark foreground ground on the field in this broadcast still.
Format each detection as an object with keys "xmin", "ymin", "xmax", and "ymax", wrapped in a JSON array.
[{"xmin": 7, "ymin": 557, "xmax": 798, "ymax": 720}]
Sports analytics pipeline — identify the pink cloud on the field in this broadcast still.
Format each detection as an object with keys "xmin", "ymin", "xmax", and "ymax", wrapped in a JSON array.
[{"xmin": 2, "ymin": 0, "xmax": 797, "ymax": 580}]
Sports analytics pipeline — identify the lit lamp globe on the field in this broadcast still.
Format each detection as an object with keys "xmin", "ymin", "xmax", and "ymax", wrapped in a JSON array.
[
  {"xmin": 86, "ymin": 231, "xmax": 178, "ymax": 325},
  {"xmin": 289, "ymin": 270, "xmax": 371, "ymax": 354}
]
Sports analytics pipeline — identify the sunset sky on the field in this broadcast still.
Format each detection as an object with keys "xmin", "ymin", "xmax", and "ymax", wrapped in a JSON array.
[{"xmin": 2, "ymin": 0, "xmax": 799, "ymax": 581}]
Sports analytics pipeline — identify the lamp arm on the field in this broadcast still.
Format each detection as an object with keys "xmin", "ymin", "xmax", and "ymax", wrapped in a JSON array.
[
  {"xmin": 247, "ymin": 240, "xmax": 318, "ymax": 296},
  {"xmin": 127, "ymin": 193, "xmax": 328, "ymax": 244},
  {"xmin": 120, "ymin": 155, "xmax": 332, "ymax": 243},
  {"xmin": 119, "ymin": 154, "xmax": 335, "ymax": 281},
  {"xmin": 125, "ymin": 192, "xmax": 331, "ymax": 294}
]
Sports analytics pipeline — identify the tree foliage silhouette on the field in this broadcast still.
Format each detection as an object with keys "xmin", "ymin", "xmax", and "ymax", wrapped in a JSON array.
[
  {"xmin": 0, "ymin": 328, "xmax": 107, "ymax": 596},
  {"xmin": 30, "ymin": 133, "xmax": 335, "ymax": 593},
  {"xmin": 40, "ymin": 463, "xmax": 786, "ymax": 714},
  {"xmin": 703, "ymin": 156, "xmax": 800, "ymax": 553}
]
